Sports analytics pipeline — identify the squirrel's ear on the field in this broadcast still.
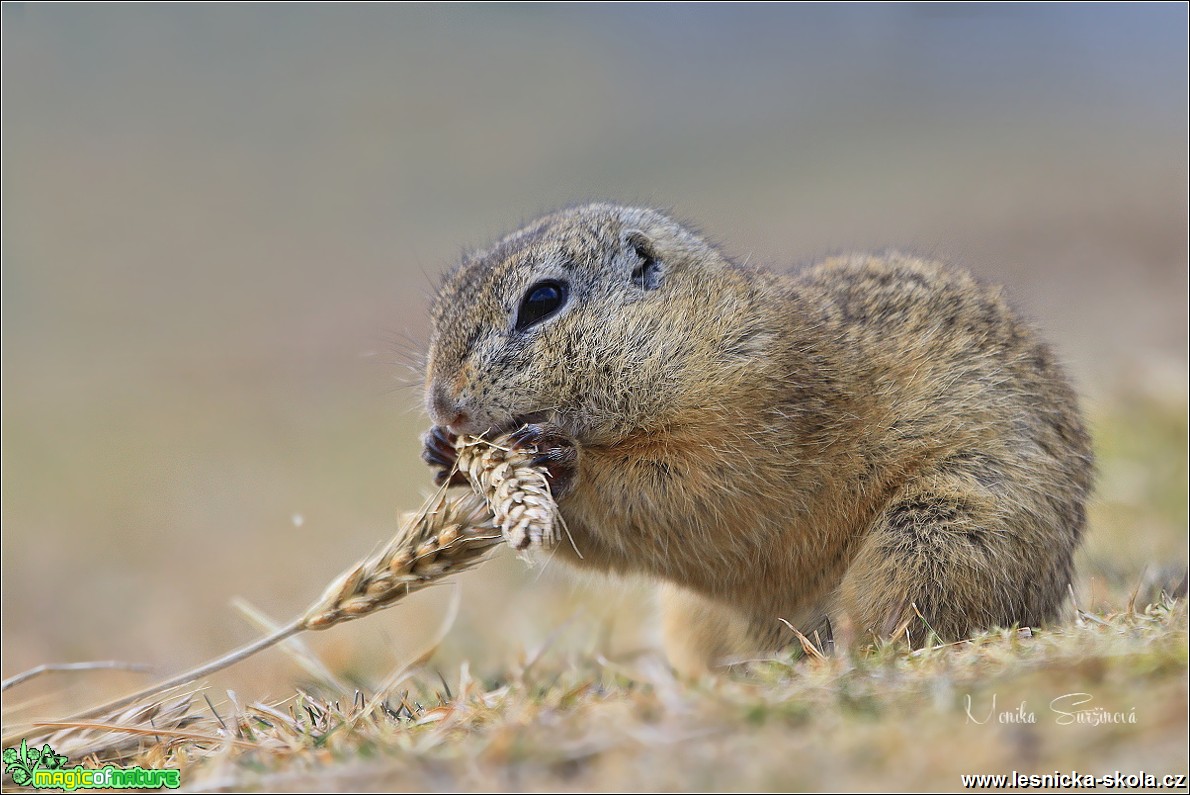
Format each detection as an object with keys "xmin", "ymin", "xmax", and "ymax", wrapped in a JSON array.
[{"xmin": 623, "ymin": 230, "xmax": 663, "ymax": 291}]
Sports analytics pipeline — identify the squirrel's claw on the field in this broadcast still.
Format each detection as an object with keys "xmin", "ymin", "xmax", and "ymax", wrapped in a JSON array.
[
  {"xmin": 421, "ymin": 424, "xmax": 457, "ymax": 467},
  {"xmin": 421, "ymin": 425, "xmax": 468, "ymax": 487},
  {"xmin": 508, "ymin": 422, "xmax": 579, "ymax": 497}
]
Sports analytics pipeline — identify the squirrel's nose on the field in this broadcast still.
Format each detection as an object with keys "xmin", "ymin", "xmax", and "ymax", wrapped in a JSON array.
[
  {"xmin": 443, "ymin": 411, "xmax": 474, "ymax": 436},
  {"xmin": 428, "ymin": 382, "xmax": 473, "ymax": 434}
]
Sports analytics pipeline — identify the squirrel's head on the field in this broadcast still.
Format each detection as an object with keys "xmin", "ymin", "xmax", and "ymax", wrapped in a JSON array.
[{"xmin": 424, "ymin": 204, "xmax": 761, "ymax": 443}]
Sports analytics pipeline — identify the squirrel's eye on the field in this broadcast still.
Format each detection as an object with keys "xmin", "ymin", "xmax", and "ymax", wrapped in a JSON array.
[{"xmin": 515, "ymin": 280, "xmax": 569, "ymax": 332}]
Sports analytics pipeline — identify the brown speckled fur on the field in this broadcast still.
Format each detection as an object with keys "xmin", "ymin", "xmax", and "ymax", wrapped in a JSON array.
[{"xmin": 423, "ymin": 204, "xmax": 1094, "ymax": 676}]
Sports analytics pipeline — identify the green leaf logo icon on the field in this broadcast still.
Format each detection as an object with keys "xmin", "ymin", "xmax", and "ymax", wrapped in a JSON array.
[
  {"xmin": 40, "ymin": 745, "xmax": 65, "ymax": 770},
  {"xmin": 4, "ymin": 739, "xmax": 68, "ymax": 784}
]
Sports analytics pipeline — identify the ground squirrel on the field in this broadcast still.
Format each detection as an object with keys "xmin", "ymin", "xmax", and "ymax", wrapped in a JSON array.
[{"xmin": 420, "ymin": 204, "xmax": 1094, "ymax": 675}]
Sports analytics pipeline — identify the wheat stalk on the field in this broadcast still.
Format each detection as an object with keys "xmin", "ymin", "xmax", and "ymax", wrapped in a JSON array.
[
  {"xmin": 303, "ymin": 434, "xmax": 559, "ymax": 627},
  {"xmin": 6, "ymin": 434, "xmax": 558, "ymax": 740},
  {"xmin": 301, "ymin": 491, "xmax": 499, "ymax": 630}
]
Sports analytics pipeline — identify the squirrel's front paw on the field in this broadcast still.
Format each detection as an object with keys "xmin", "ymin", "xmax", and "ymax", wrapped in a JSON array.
[
  {"xmin": 508, "ymin": 423, "xmax": 579, "ymax": 498},
  {"xmin": 421, "ymin": 425, "xmax": 468, "ymax": 487}
]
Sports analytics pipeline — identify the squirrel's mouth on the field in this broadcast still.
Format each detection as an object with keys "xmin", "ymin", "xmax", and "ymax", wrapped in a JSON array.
[
  {"xmin": 506, "ymin": 410, "xmax": 554, "ymax": 433},
  {"xmin": 463, "ymin": 411, "xmax": 560, "ymax": 441},
  {"xmin": 445, "ymin": 410, "xmax": 554, "ymax": 439},
  {"xmin": 474, "ymin": 410, "xmax": 556, "ymax": 439}
]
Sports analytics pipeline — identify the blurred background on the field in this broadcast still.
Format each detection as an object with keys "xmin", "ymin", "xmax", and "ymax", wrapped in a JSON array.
[{"xmin": 3, "ymin": 4, "xmax": 1186, "ymax": 710}]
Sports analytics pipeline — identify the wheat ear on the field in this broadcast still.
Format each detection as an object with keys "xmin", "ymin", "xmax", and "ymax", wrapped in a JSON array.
[{"xmin": 28, "ymin": 435, "xmax": 557, "ymax": 733}]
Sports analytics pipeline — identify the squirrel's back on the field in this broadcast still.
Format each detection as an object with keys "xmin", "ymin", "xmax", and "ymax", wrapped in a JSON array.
[
  {"xmin": 790, "ymin": 252, "xmax": 1092, "ymax": 506},
  {"xmin": 779, "ymin": 252, "xmax": 1092, "ymax": 644}
]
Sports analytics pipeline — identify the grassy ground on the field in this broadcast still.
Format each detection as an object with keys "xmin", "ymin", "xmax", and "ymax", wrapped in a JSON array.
[
  {"xmin": 2, "ymin": 392, "xmax": 1186, "ymax": 792},
  {"xmin": 19, "ymin": 601, "xmax": 1187, "ymax": 792}
]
